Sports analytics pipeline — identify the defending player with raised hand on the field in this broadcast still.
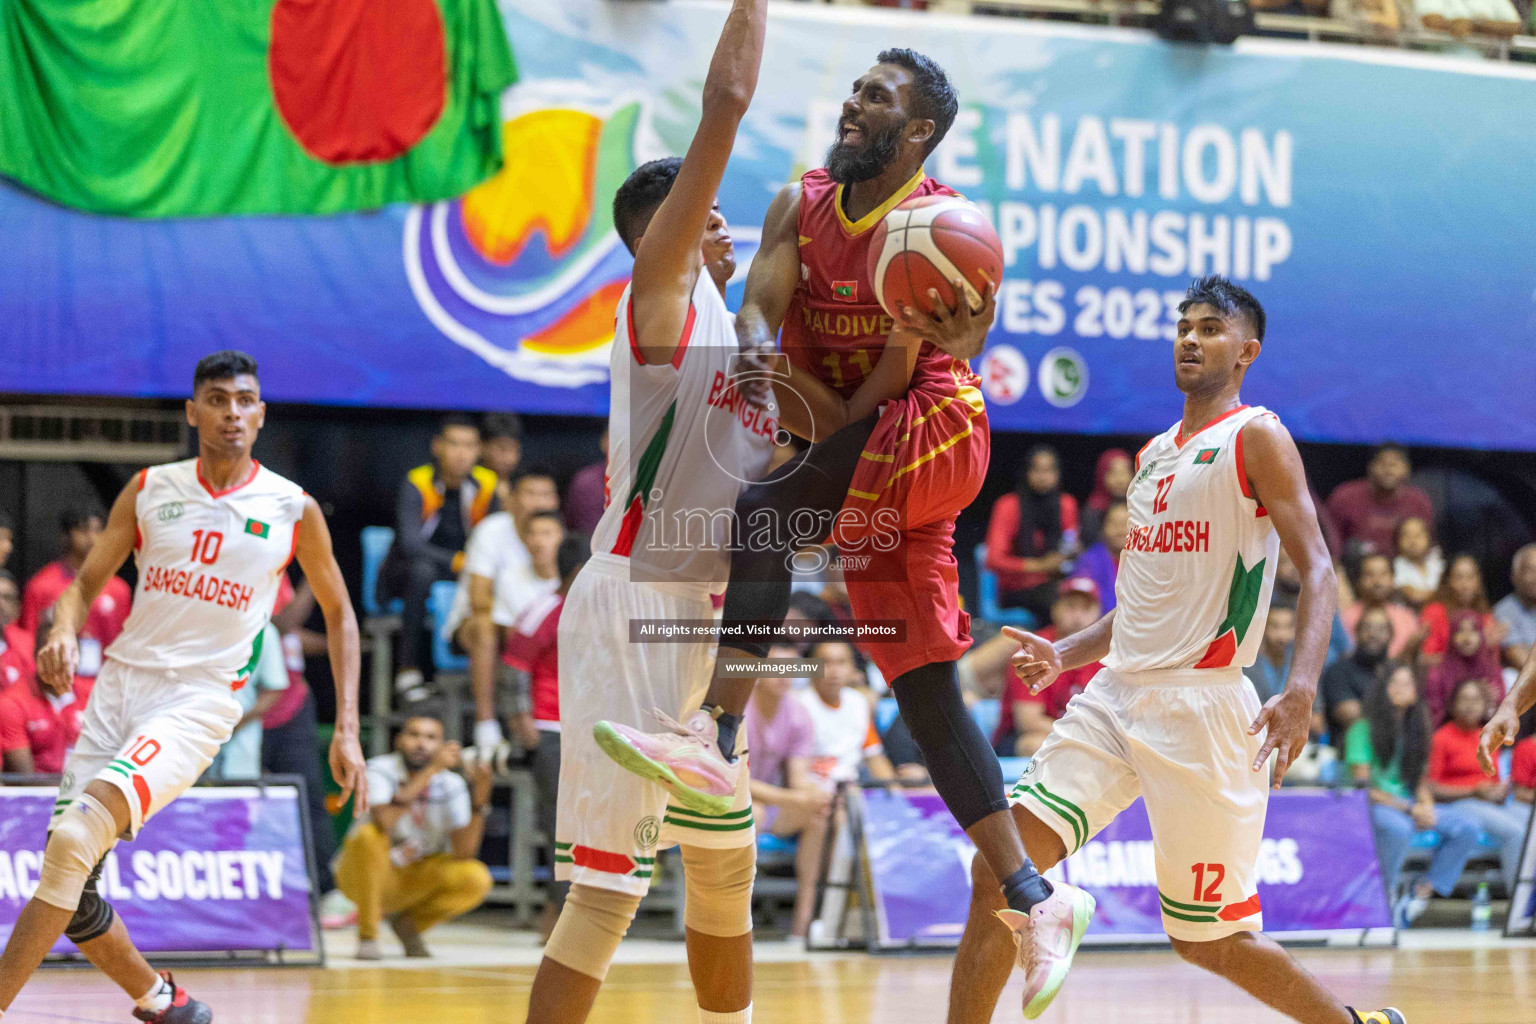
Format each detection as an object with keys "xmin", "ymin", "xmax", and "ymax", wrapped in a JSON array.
[
  {"xmin": 522, "ymin": 3, "xmax": 773, "ymax": 1024},
  {"xmin": 0, "ymin": 350, "xmax": 366, "ymax": 1024},
  {"xmin": 947, "ymin": 276, "xmax": 1404, "ymax": 1024}
]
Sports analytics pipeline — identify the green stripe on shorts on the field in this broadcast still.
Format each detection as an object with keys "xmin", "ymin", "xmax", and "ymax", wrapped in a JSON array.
[
  {"xmin": 103, "ymin": 763, "xmax": 132, "ymax": 780},
  {"xmin": 1019, "ymin": 783, "xmax": 1085, "ymax": 852},
  {"xmin": 663, "ymin": 815, "xmax": 754, "ymax": 832},
  {"xmin": 1158, "ymin": 892, "xmax": 1221, "ymax": 914},
  {"xmin": 664, "ymin": 805, "xmax": 752, "ymax": 822}
]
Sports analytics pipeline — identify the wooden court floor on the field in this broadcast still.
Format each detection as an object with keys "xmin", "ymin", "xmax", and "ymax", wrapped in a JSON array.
[{"xmin": 11, "ymin": 945, "xmax": 1535, "ymax": 1024}]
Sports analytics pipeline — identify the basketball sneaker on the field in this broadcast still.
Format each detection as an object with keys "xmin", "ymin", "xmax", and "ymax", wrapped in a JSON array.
[
  {"xmin": 1351, "ymin": 1009, "xmax": 1406, "ymax": 1024},
  {"xmin": 996, "ymin": 880, "xmax": 1096, "ymax": 1020},
  {"xmin": 131, "ymin": 973, "xmax": 212, "ymax": 1024},
  {"xmin": 593, "ymin": 709, "xmax": 738, "ymax": 816}
]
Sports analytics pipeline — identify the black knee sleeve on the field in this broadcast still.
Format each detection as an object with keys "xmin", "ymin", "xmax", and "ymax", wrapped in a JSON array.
[
  {"xmin": 889, "ymin": 662, "xmax": 1009, "ymax": 830},
  {"xmin": 64, "ymin": 858, "xmax": 115, "ymax": 944}
]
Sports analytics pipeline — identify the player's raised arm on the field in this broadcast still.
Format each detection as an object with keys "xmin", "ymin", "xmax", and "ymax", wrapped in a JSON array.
[
  {"xmin": 293, "ymin": 495, "xmax": 369, "ymax": 814},
  {"xmin": 630, "ymin": 0, "xmax": 767, "ymax": 364},
  {"xmin": 735, "ymin": 182, "xmax": 802, "ymax": 353},
  {"xmin": 35, "ymin": 474, "xmax": 142, "ymax": 695},
  {"xmin": 1240, "ymin": 414, "xmax": 1338, "ymax": 786}
]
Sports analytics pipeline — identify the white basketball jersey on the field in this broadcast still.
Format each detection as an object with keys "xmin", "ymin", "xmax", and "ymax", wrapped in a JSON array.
[
  {"xmin": 1105, "ymin": 405, "xmax": 1281, "ymax": 675},
  {"xmin": 590, "ymin": 272, "xmax": 776, "ymax": 593},
  {"xmin": 108, "ymin": 459, "xmax": 306, "ymax": 687}
]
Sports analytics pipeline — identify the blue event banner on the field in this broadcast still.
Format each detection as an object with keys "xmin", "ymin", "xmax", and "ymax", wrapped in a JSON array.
[
  {"xmin": 862, "ymin": 787, "xmax": 1391, "ymax": 945},
  {"xmin": 0, "ymin": 786, "xmax": 316, "ymax": 955},
  {"xmin": 1, "ymin": 0, "xmax": 1533, "ymax": 448}
]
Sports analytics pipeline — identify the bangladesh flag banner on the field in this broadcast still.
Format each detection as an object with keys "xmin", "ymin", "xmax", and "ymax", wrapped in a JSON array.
[{"xmin": 0, "ymin": 0, "xmax": 516, "ymax": 217}]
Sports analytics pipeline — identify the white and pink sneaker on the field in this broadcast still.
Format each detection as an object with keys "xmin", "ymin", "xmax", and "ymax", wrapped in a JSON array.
[
  {"xmin": 996, "ymin": 880, "xmax": 1096, "ymax": 1020},
  {"xmin": 593, "ymin": 709, "xmax": 739, "ymax": 816}
]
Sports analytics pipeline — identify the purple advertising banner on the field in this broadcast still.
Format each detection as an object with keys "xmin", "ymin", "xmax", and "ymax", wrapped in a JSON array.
[
  {"xmin": 0, "ymin": 786, "xmax": 315, "ymax": 954},
  {"xmin": 863, "ymin": 788, "xmax": 1391, "ymax": 946}
]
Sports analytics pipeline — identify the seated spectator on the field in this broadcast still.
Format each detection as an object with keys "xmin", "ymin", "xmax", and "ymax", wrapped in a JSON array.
[
  {"xmin": 1274, "ymin": 547, "xmax": 1351, "ymax": 667},
  {"xmin": 381, "ymin": 415, "xmax": 499, "ymax": 701},
  {"xmin": 206, "ymin": 621, "xmax": 287, "ymax": 781},
  {"xmin": 0, "ymin": 613, "xmax": 90, "ymax": 773},
  {"xmin": 480, "ymin": 413, "xmax": 524, "ymax": 498},
  {"xmin": 1512, "ymin": 734, "xmax": 1535, "ymax": 804},
  {"xmin": 1392, "ymin": 517, "xmax": 1443, "ymax": 610},
  {"xmin": 1073, "ymin": 500, "xmax": 1126, "ymax": 613},
  {"xmin": 1325, "ymin": 443, "xmax": 1435, "ymax": 557},
  {"xmin": 22, "ymin": 506, "xmax": 131, "ymax": 693},
  {"xmin": 985, "ymin": 445, "xmax": 1078, "ymax": 622},
  {"xmin": 501, "ymin": 534, "xmax": 589, "ymax": 935},
  {"xmin": 799, "ymin": 641, "xmax": 896, "ymax": 784},
  {"xmin": 998, "ymin": 577, "xmax": 1102, "ymax": 756},
  {"xmin": 1078, "ymin": 448, "xmax": 1131, "ymax": 547},
  {"xmin": 1424, "ymin": 611, "xmax": 1505, "ymax": 724},
  {"xmin": 1342, "ymin": 553, "xmax": 1421, "ymax": 660},
  {"xmin": 1493, "ymin": 544, "xmax": 1536, "ymax": 670},
  {"xmin": 1420, "ymin": 554, "xmax": 1502, "ymax": 664},
  {"xmin": 0, "ymin": 570, "xmax": 31, "ymax": 690},
  {"xmin": 334, "ymin": 715, "xmax": 494, "ymax": 960},
  {"xmin": 744, "ymin": 645, "xmax": 832, "ymax": 937},
  {"xmin": 1321, "ymin": 605, "xmax": 1394, "ymax": 742},
  {"xmin": 0, "ymin": 510, "xmax": 12, "ymax": 569},
  {"xmin": 1347, "ymin": 663, "xmax": 1481, "ymax": 927},
  {"xmin": 563, "ymin": 427, "xmax": 608, "ymax": 538},
  {"xmin": 1245, "ymin": 603, "xmax": 1296, "ymax": 706}
]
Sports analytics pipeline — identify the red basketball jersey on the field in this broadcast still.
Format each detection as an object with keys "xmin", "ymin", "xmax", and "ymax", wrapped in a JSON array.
[{"xmin": 783, "ymin": 168, "xmax": 969, "ymax": 398}]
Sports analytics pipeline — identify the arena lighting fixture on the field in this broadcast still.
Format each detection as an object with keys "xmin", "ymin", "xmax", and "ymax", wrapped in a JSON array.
[{"xmin": 1154, "ymin": 0, "xmax": 1256, "ymax": 44}]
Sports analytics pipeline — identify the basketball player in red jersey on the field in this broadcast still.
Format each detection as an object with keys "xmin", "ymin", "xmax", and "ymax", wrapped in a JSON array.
[{"xmin": 599, "ymin": 49, "xmax": 1092, "ymax": 1012}]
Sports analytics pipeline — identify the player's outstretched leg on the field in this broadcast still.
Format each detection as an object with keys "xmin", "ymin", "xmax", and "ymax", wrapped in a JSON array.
[{"xmin": 1169, "ymin": 933, "xmax": 1403, "ymax": 1024}]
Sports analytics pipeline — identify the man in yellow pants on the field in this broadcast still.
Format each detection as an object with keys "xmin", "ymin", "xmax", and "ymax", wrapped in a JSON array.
[{"xmin": 335, "ymin": 715, "xmax": 493, "ymax": 959}]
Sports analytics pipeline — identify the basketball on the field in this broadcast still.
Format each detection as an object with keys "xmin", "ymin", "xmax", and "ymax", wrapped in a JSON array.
[{"xmin": 867, "ymin": 195, "xmax": 1004, "ymax": 321}]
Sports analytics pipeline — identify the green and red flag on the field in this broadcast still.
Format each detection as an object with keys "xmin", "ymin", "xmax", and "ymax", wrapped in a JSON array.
[
  {"xmin": 245, "ymin": 519, "xmax": 271, "ymax": 539},
  {"xmin": 1194, "ymin": 448, "xmax": 1220, "ymax": 465},
  {"xmin": 0, "ymin": 0, "xmax": 516, "ymax": 217}
]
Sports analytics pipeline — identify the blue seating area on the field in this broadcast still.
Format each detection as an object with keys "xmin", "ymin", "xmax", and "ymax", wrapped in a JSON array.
[
  {"xmin": 427, "ymin": 579, "xmax": 468, "ymax": 673},
  {"xmin": 359, "ymin": 525, "xmax": 402, "ymax": 618},
  {"xmin": 972, "ymin": 543, "xmax": 1036, "ymax": 629}
]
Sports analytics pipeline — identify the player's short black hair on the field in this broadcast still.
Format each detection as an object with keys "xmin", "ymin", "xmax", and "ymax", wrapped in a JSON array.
[
  {"xmin": 437, "ymin": 413, "xmax": 480, "ymax": 438},
  {"xmin": 876, "ymin": 48, "xmax": 959, "ymax": 159},
  {"xmin": 1180, "ymin": 275, "xmax": 1266, "ymax": 343},
  {"xmin": 482, "ymin": 413, "xmax": 524, "ymax": 444},
  {"xmin": 557, "ymin": 534, "xmax": 591, "ymax": 581},
  {"xmin": 1370, "ymin": 442, "xmax": 1409, "ymax": 463},
  {"xmin": 510, "ymin": 463, "xmax": 557, "ymax": 489},
  {"xmin": 613, "ymin": 157, "xmax": 683, "ymax": 256},
  {"xmin": 60, "ymin": 505, "xmax": 104, "ymax": 534},
  {"xmin": 193, "ymin": 350, "xmax": 258, "ymax": 391}
]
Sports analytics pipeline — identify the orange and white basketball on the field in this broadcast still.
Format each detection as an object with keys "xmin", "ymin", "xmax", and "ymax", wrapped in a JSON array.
[{"xmin": 867, "ymin": 195, "xmax": 1003, "ymax": 320}]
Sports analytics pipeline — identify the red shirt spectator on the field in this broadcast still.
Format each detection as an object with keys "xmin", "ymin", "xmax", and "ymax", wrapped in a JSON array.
[
  {"xmin": 1419, "ymin": 554, "xmax": 1497, "ymax": 658},
  {"xmin": 503, "ymin": 590, "xmax": 564, "ymax": 728},
  {"xmin": 21, "ymin": 562, "xmax": 131, "ymax": 678},
  {"xmin": 0, "ymin": 675, "xmax": 90, "ymax": 773},
  {"xmin": 1325, "ymin": 444, "xmax": 1434, "ymax": 557},
  {"xmin": 986, "ymin": 446, "xmax": 1079, "ymax": 603},
  {"xmin": 1511, "ymin": 737, "xmax": 1536, "ymax": 793},
  {"xmin": 1428, "ymin": 720, "xmax": 1491, "ymax": 789},
  {"xmin": 0, "ymin": 571, "xmax": 31, "ymax": 691}
]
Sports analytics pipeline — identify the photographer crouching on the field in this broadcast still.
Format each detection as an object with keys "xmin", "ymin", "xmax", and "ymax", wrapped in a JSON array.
[{"xmin": 333, "ymin": 714, "xmax": 494, "ymax": 960}]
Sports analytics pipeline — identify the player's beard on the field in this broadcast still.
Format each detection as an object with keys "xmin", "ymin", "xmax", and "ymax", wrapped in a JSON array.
[{"xmin": 824, "ymin": 121, "xmax": 904, "ymax": 184}]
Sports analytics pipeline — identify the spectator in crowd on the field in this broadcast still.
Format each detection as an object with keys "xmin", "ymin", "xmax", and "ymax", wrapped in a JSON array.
[
  {"xmin": 480, "ymin": 413, "xmax": 524, "ymax": 495},
  {"xmin": 381, "ymin": 415, "xmax": 499, "ymax": 701},
  {"xmin": 1078, "ymin": 448, "xmax": 1131, "ymax": 546},
  {"xmin": 0, "ymin": 570, "xmax": 31, "ymax": 691},
  {"xmin": 1392, "ymin": 517, "xmax": 1443, "ymax": 610},
  {"xmin": 1073, "ymin": 500, "xmax": 1126, "ymax": 613},
  {"xmin": 1326, "ymin": 443, "xmax": 1436, "ymax": 557},
  {"xmin": 1342, "ymin": 553, "xmax": 1421, "ymax": 659},
  {"xmin": 1420, "ymin": 553, "xmax": 1502, "ymax": 664},
  {"xmin": 501, "ymin": 533, "xmax": 589, "ymax": 934},
  {"xmin": 985, "ymin": 445, "xmax": 1079, "ymax": 621},
  {"xmin": 1493, "ymin": 543, "xmax": 1536, "ymax": 670},
  {"xmin": 260, "ymin": 578, "xmax": 341, "ymax": 913},
  {"xmin": 1322, "ymin": 605, "xmax": 1395, "ymax": 742},
  {"xmin": 799, "ymin": 640, "xmax": 896, "ymax": 784},
  {"xmin": 1245, "ymin": 603, "xmax": 1296, "ymax": 706},
  {"xmin": 1512, "ymin": 732, "xmax": 1535, "ymax": 804},
  {"xmin": 1274, "ymin": 546, "xmax": 1351, "ymax": 667},
  {"xmin": 456, "ymin": 466, "xmax": 562, "ymax": 750},
  {"xmin": 21, "ymin": 505, "xmax": 131, "ymax": 691},
  {"xmin": 206, "ymin": 621, "xmax": 288, "ymax": 780},
  {"xmin": 1346, "ymin": 663, "xmax": 1482, "ymax": 927},
  {"xmin": 1428, "ymin": 678, "xmax": 1530, "ymax": 895},
  {"xmin": 0, "ymin": 612, "xmax": 89, "ymax": 773},
  {"xmin": 0, "ymin": 509, "xmax": 12, "ymax": 569},
  {"xmin": 564, "ymin": 427, "xmax": 608, "ymax": 538},
  {"xmin": 334, "ymin": 715, "xmax": 494, "ymax": 960},
  {"xmin": 744, "ymin": 644, "xmax": 831, "ymax": 938},
  {"xmin": 997, "ymin": 577, "xmax": 1103, "ymax": 756},
  {"xmin": 1423, "ymin": 611, "xmax": 1505, "ymax": 724}
]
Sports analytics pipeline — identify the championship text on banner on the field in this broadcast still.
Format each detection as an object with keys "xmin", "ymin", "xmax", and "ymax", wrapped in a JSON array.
[
  {"xmin": 0, "ymin": 787, "xmax": 315, "ymax": 955},
  {"xmin": 1, "ymin": 0, "xmax": 1533, "ymax": 448},
  {"xmin": 862, "ymin": 787, "xmax": 1392, "ymax": 945}
]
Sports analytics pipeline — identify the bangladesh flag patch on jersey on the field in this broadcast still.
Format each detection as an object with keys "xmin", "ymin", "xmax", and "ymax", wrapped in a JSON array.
[
  {"xmin": 244, "ymin": 519, "xmax": 271, "ymax": 539},
  {"xmin": 1194, "ymin": 447, "xmax": 1220, "ymax": 465}
]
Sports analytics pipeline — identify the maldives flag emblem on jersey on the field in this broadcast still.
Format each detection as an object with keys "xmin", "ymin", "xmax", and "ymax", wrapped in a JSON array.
[
  {"xmin": 832, "ymin": 280, "xmax": 858, "ymax": 302},
  {"xmin": 244, "ymin": 519, "xmax": 271, "ymax": 539},
  {"xmin": 1194, "ymin": 448, "xmax": 1220, "ymax": 465}
]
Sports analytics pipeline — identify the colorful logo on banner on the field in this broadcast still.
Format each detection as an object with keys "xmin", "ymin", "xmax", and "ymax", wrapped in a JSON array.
[{"xmin": 404, "ymin": 85, "xmax": 645, "ymax": 388}]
